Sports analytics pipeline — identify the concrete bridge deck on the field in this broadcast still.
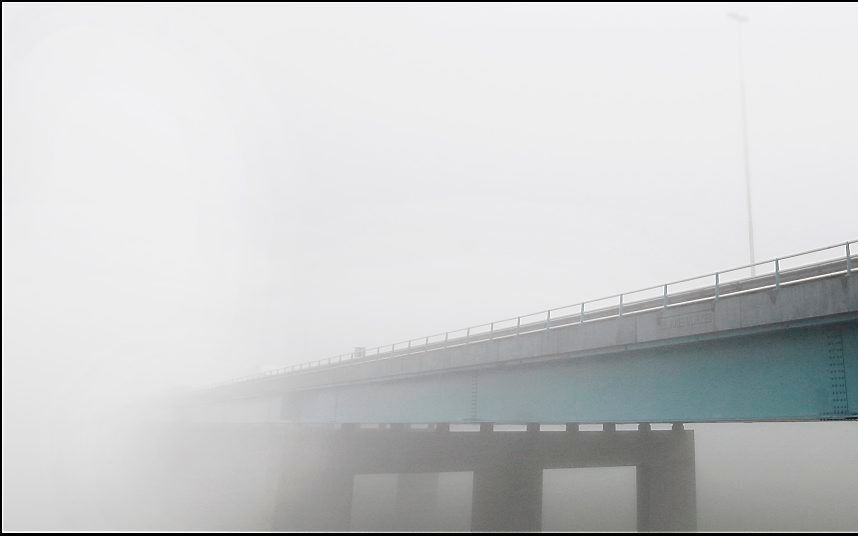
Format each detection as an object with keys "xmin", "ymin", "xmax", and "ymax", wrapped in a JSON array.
[
  {"xmin": 177, "ymin": 242, "xmax": 857, "ymax": 532},
  {"xmin": 188, "ymin": 242, "xmax": 857, "ymax": 425}
]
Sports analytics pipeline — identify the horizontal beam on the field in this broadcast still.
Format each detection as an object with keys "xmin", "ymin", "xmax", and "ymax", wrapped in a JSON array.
[
  {"xmin": 200, "ymin": 273, "xmax": 857, "ymax": 400},
  {"xmin": 184, "ymin": 271, "xmax": 858, "ymax": 425},
  {"xmin": 277, "ymin": 317, "xmax": 857, "ymax": 424}
]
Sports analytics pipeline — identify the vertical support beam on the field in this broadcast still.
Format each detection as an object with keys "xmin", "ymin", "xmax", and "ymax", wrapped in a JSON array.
[
  {"xmin": 636, "ymin": 429, "xmax": 697, "ymax": 532},
  {"xmin": 273, "ymin": 431, "xmax": 354, "ymax": 531},
  {"xmin": 715, "ymin": 272, "xmax": 720, "ymax": 300},
  {"xmin": 471, "ymin": 422, "xmax": 543, "ymax": 531},
  {"xmin": 471, "ymin": 459, "xmax": 543, "ymax": 531},
  {"xmin": 826, "ymin": 327, "xmax": 849, "ymax": 418}
]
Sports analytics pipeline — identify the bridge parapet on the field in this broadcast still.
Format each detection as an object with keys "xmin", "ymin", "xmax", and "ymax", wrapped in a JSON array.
[
  {"xmin": 211, "ymin": 241, "xmax": 855, "ymax": 392},
  {"xmin": 187, "ymin": 242, "xmax": 858, "ymax": 425}
]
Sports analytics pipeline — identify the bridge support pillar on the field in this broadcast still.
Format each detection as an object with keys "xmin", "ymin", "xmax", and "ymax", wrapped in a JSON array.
[
  {"xmin": 636, "ymin": 428, "xmax": 697, "ymax": 532},
  {"xmin": 272, "ymin": 432, "xmax": 354, "ymax": 531},
  {"xmin": 270, "ymin": 425, "xmax": 696, "ymax": 532},
  {"xmin": 471, "ymin": 459, "xmax": 543, "ymax": 531}
]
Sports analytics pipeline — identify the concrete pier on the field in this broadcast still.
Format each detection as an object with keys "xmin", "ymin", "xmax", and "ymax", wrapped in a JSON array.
[
  {"xmin": 271, "ymin": 424, "xmax": 696, "ymax": 532},
  {"xmin": 636, "ymin": 427, "xmax": 697, "ymax": 531},
  {"xmin": 471, "ymin": 459, "xmax": 543, "ymax": 531},
  {"xmin": 272, "ymin": 432, "xmax": 353, "ymax": 531}
]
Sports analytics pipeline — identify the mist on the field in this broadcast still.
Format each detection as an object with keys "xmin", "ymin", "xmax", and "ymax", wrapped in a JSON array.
[{"xmin": 3, "ymin": 2, "xmax": 857, "ymax": 531}]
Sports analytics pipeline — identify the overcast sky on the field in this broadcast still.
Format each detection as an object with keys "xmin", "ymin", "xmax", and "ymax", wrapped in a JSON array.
[{"xmin": 3, "ymin": 3, "xmax": 857, "ymax": 413}]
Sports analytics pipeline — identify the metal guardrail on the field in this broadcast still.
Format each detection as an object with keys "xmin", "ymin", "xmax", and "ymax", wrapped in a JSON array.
[{"xmin": 211, "ymin": 239, "xmax": 856, "ymax": 389}]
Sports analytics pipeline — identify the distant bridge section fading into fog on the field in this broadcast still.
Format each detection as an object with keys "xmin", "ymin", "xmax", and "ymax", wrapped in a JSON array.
[
  {"xmin": 180, "ymin": 240, "xmax": 857, "ymax": 531},
  {"xmin": 192, "ymin": 240, "xmax": 857, "ymax": 425}
]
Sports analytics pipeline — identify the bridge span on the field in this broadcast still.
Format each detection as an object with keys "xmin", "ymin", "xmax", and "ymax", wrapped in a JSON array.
[
  {"xmin": 179, "ymin": 240, "xmax": 857, "ymax": 531},
  {"xmin": 191, "ymin": 240, "xmax": 857, "ymax": 425}
]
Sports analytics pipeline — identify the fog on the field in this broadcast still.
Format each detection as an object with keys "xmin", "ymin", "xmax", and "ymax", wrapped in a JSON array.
[{"xmin": 3, "ymin": 2, "xmax": 857, "ymax": 531}]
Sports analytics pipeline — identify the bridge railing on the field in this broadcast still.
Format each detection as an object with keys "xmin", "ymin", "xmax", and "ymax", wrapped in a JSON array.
[{"xmin": 210, "ymin": 239, "xmax": 856, "ymax": 389}]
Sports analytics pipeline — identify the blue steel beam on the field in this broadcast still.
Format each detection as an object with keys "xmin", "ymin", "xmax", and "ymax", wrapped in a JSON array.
[
  {"xmin": 190, "ymin": 245, "xmax": 857, "ymax": 425},
  {"xmin": 284, "ymin": 315, "xmax": 857, "ymax": 424}
]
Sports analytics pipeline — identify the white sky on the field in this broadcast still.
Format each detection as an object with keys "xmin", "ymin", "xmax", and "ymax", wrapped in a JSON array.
[{"xmin": 3, "ymin": 3, "xmax": 857, "ymax": 412}]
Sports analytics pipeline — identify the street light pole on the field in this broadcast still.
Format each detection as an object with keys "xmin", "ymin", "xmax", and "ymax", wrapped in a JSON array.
[{"xmin": 728, "ymin": 12, "xmax": 756, "ymax": 276}]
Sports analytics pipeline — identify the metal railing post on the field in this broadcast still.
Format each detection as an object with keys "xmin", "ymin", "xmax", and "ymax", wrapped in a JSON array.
[
  {"xmin": 214, "ymin": 240, "xmax": 857, "ymax": 387},
  {"xmin": 715, "ymin": 272, "xmax": 720, "ymax": 300},
  {"xmin": 775, "ymin": 259, "xmax": 780, "ymax": 289}
]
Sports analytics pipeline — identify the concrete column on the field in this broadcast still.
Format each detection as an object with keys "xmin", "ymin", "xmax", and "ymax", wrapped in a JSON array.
[
  {"xmin": 394, "ymin": 473, "xmax": 440, "ymax": 531},
  {"xmin": 272, "ymin": 432, "xmax": 354, "ymax": 531},
  {"xmin": 471, "ymin": 461, "xmax": 543, "ymax": 531},
  {"xmin": 636, "ymin": 430, "xmax": 696, "ymax": 532}
]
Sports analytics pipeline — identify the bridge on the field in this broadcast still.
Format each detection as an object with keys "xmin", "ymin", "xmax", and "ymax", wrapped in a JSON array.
[{"xmin": 180, "ymin": 240, "xmax": 857, "ymax": 531}]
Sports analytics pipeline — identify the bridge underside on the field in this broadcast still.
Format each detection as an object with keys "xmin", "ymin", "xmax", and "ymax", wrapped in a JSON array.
[
  {"xmin": 182, "ymin": 256, "xmax": 857, "ymax": 532},
  {"xmin": 273, "ymin": 425, "xmax": 696, "ymax": 532},
  {"xmin": 281, "ymin": 315, "xmax": 857, "ymax": 424}
]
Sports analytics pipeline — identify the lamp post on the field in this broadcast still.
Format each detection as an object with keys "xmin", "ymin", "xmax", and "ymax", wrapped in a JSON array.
[{"xmin": 728, "ymin": 12, "xmax": 756, "ymax": 276}]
